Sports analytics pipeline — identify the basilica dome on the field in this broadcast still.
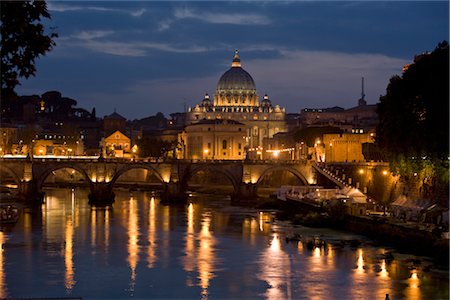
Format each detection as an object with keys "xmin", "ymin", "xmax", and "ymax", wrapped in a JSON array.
[{"xmin": 214, "ymin": 51, "xmax": 258, "ymax": 107}]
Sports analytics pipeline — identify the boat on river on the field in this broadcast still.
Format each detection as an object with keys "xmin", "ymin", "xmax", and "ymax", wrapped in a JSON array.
[
  {"xmin": 0, "ymin": 204, "xmax": 20, "ymax": 224},
  {"xmin": 277, "ymin": 185, "xmax": 353, "ymax": 210}
]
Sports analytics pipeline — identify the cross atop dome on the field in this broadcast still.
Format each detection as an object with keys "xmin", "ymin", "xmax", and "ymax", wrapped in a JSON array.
[{"xmin": 231, "ymin": 50, "xmax": 241, "ymax": 67}]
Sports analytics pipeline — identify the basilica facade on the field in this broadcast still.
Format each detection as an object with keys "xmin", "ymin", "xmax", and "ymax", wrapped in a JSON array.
[{"xmin": 183, "ymin": 51, "xmax": 287, "ymax": 159}]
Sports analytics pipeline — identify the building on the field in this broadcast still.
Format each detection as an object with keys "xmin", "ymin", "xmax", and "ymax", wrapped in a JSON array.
[
  {"xmin": 299, "ymin": 78, "xmax": 378, "ymax": 133},
  {"xmin": 103, "ymin": 111, "xmax": 127, "ymax": 136},
  {"xmin": 102, "ymin": 130, "xmax": 132, "ymax": 158},
  {"xmin": 185, "ymin": 51, "xmax": 287, "ymax": 153},
  {"xmin": 179, "ymin": 119, "xmax": 246, "ymax": 160},
  {"xmin": 322, "ymin": 132, "xmax": 375, "ymax": 163}
]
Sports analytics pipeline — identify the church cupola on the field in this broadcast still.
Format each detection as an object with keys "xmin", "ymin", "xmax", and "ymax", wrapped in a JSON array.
[
  {"xmin": 231, "ymin": 50, "xmax": 241, "ymax": 68},
  {"xmin": 260, "ymin": 94, "xmax": 272, "ymax": 109},
  {"xmin": 201, "ymin": 93, "xmax": 212, "ymax": 107}
]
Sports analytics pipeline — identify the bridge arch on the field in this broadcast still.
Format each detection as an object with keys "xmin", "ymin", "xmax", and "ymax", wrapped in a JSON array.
[
  {"xmin": 0, "ymin": 164, "xmax": 21, "ymax": 185},
  {"xmin": 37, "ymin": 164, "xmax": 91, "ymax": 189},
  {"xmin": 181, "ymin": 164, "xmax": 240, "ymax": 193},
  {"xmin": 255, "ymin": 166, "xmax": 308, "ymax": 186},
  {"xmin": 110, "ymin": 164, "xmax": 165, "ymax": 187}
]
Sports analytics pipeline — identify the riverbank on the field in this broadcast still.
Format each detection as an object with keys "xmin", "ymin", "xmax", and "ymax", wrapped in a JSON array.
[{"xmin": 254, "ymin": 198, "xmax": 449, "ymax": 267}]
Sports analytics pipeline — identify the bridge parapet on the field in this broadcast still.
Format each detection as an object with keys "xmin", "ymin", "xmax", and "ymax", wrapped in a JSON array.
[{"xmin": 0, "ymin": 157, "xmax": 314, "ymax": 205}]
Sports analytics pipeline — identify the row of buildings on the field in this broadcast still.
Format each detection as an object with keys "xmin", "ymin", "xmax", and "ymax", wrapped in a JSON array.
[{"xmin": 0, "ymin": 51, "xmax": 379, "ymax": 162}]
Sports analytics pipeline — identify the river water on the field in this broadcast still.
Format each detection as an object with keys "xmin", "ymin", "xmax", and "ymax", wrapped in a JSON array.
[{"xmin": 1, "ymin": 188, "xmax": 448, "ymax": 299}]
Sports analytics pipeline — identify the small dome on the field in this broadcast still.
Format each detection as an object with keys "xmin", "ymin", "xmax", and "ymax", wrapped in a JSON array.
[
  {"xmin": 260, "ymin": 94, "xmax": 272, "ymax": 108},
  {"xmin": 201, "ymin": 93, "xmax": 212, "ymax": 106}
]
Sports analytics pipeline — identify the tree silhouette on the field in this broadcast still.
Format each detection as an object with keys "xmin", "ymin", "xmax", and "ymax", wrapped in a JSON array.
[
  {"xmin": 1, "ymin": 1, "xmax": 57, "ymax": 99},
  {"xmin": 376, "ymin": 41, "xmax": 449, "ymax": 200}
]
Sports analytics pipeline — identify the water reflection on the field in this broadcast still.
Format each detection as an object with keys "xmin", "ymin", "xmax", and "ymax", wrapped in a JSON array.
[
  {"xmin": 198, "ymin": 212, "xmax": 215, "ymax": 299},
  {"xmin": 405, "ymin": 269, "xmax": 421, "ymax": 300},
  {"xmin": 127, "ymin": 196, "xmax": 139, "ymax": 294},
  {"xmin": 147, "ymin": 197, "xmax": 157, "ymax": 268},
  {"xmin": 0, "ymin": 231, "xmax": 7, "ymax": 298},
  {"xmin": 184, "ymin": 203, "xmax": 195, "ymax": 278},
  {"xmin": 259, "ymin": 234, "xmax": 292, "ymax": 300},
  {"xmin": 1, "ymin": 189, "xmax": 447, "ymax": 299},
  {"xmin": 64, "ymin": 214, "xmax": 75, "ymax": 291},
  {"xmin": 182, "ymin": 203, "xmax": 219, "ymax": 299}
]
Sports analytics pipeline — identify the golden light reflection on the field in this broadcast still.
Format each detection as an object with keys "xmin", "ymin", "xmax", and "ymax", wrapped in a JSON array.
[
  {"xmin": 242, "ymin": 218, "xmax": 258, "ymax": 246},
  {"xmin": 326, "ymin": 244, "xmax": 334, "ymax": 267},
  {"xmin": 147, "ymin": 197, "xmax": 157, "ymax": 268},
  {"xmin": 0, "ymin": 232, "xmax": 7, "ymax": 299},
  {"xmin": 91, "ymin": 209, "xmax": 96, "ymax": 247},
  {"xmin": 127, "ymin": 197, "xmax": 139, "ymax": 294},
  {"xmin": 64, "ymin": 216, "xmax": 75, "ymax": 291},
  {"xmin": 313, "ymin": 246, "xmax": 321, "ymax": 258},
  {"xmin": 356, "ymin": 249, "xmax": 364, "ymax": 274},
  {"xmin": 380, "ymin": 259, "xmax": 389, "ymax": 278},
  {"xmin": 405, "ymin": 269, "xmax": 421, "ymax": 300},
  {"xmin": 162, "ymin": 206, "xmax": 170, "ymax": 267},
  {"xmin": 198, "ymin": 213, "xmax": 216, "ymax": 299},
  {"xmin": 270, "ymin": 234, "xmax": 281, "ymax": 252},
  {"xmin": 184, "ymin": 203, "xmax": 195, "ymax": 276},
  {"xmin": 259, "ymin": 212, "xmax": 264, "ymax": 231},
  {"xmin": 105, "ymin": 209, "xmax": 110, "ymax": 252},
  {"xmin": 259, "ymin": 234, "xmax": 292, "ymax": 300},
  {"xmin": 297, "ymin": 241, "xmax": 303, "ymax": 254}
]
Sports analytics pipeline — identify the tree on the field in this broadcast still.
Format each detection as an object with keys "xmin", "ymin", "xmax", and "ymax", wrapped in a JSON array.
[
  {"xmin": 1, "ymin": 1, "xmax": 57, "ymax": 99},
  {"xmin": 376, "ymin": 41, "xmax": 449, "ymax": 200}
]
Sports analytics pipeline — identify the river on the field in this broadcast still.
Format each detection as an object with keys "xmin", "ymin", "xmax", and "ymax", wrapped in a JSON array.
[{"xmin": 0, "ymin": 188, "xmax": 448, "ymax": 299}]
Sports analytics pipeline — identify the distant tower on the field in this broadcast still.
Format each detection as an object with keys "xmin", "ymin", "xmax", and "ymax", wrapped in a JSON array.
[{"xmin": 358, "ymin": 77, "xmax": 367, "ymax": 106}]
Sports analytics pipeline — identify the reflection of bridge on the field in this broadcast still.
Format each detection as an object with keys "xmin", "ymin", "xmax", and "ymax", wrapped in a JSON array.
[{"xmin": 0, "ymin": 157, "xmax": 314, "ymax": 206}]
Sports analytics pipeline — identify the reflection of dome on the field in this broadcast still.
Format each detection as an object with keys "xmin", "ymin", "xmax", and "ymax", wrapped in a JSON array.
[{"xmin": 214, "ymin": 50, "xmax": 258, "ymax": 107}]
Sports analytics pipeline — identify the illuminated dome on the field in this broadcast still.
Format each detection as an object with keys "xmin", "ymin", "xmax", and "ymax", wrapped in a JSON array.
[{"xmin": 214, "ymin": 50, "xmax": 259, "ymax": 107}]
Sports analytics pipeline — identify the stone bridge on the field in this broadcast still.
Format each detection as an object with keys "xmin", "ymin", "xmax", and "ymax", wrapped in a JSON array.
[{"xmin": 0, "ymin": 157, "xmax": 315, "ymax": 206}]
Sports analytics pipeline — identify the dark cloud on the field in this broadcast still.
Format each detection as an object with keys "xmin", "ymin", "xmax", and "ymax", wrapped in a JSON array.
[{"xmin": 17, "ymin": 1, "xmax": 449, "ymax": 119}]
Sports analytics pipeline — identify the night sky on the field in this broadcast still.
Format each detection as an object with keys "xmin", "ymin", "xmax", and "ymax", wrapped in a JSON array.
[{"xmin": 16, "ymin": 1, "xmax": 449, "ymax": 120}]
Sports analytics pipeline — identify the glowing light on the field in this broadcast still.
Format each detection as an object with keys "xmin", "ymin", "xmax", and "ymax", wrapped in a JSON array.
[
  {"xmin": 270, "ymin": 234, "xmax": 281, "ymax": 252},
  {"xmin": 127, "ymin": 197, "xmax": 139, "ymax": 293},
  {"xmin": 380, "ymin": 259, "xmax": 388, "ymax": 278},
  {"xmin": 273, "ymin": 150, "xmax": 280, "ymax": 158},
  {"xmin": 356, "ymin": 249, "xmax": 364, "ymax": 274},
  {"xmin": 147, "ymin": 197, "xmax": 156, "ymax": 268},
  {"xmin": 64, "ymin": 216, "xmax": 75, "ymax": 291},
  {"xmin": 382, "ymin": 170, "xmax": 388, "ymax": 176},
  {"xmin": 259, "ymin": 212, "xmax": 264, "ymax": 231},
  {"xmin": 359, "ymin": 169, "xmax": 364, "ymax": 174}
]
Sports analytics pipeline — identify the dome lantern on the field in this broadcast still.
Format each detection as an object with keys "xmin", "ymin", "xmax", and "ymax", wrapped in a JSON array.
[{"xmin": 231, "ymin": 50, "xmax": 241, "ymax": 68}]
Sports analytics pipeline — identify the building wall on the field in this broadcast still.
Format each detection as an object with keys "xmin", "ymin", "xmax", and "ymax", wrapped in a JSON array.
[
  {"xmin": 103, "ymin": 130, "xmax": 131, "ymax": 158},
  {"xmin": 186, "ymin": 107, "xmax": 286, "ymax": 149},
  {"xmin": 323, "ymin": 133, "xmax": 374, "ymax": 162},
  {"xmin": 181, "ymin": 121, "xmax": 247, "ymax": 160}
]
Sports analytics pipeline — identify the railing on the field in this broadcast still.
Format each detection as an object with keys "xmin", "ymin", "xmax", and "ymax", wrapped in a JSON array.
[{"xmin": 1, "ymin": 155, "xmax": 308, "ymax": 165}]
